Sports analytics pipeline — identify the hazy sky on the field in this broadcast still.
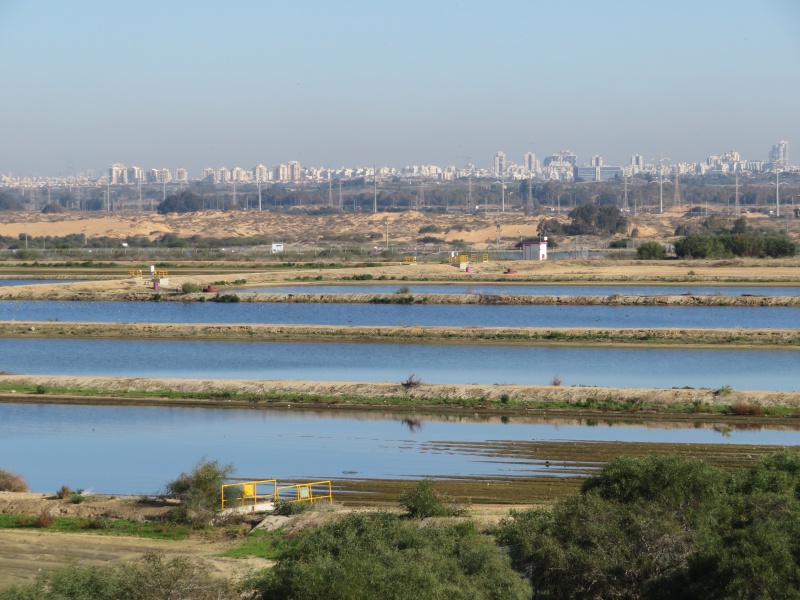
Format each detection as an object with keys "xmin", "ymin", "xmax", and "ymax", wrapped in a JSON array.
[{"xmin": 2, "ymin": 0, "xmax": 799, "ymax": 177}]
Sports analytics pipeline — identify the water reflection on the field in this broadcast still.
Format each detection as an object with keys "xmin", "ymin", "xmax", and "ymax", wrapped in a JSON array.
[
  {"xmin": 1, "ymin": 402, "xmax": 799, "ymax": 494},
  {"xmin": 0, "ymin": 338, "xmax": 796, "ymax": 391},
  {"xmin": 1, "ymin": 300, "xmax": 798, "ymax": 329}
]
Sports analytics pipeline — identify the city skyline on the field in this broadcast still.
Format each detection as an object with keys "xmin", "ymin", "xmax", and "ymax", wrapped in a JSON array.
[{"xmin": 1, "ymin": 0, "xmax": 799, "ymax": 177}]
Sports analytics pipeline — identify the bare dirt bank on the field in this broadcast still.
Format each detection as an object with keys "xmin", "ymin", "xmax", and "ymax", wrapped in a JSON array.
[
  {"xmin": 1, "ymin": 374, "xmax": 799, "ymax": 410},
  {"xmin": 0, "ymin": 320, "xmax": 798, "ymax": 348}
]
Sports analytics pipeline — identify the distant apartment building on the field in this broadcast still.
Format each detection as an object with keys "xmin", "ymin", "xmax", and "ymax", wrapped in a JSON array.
[
  {"xmin": 231, "ymin": 167, "xmax": 249, "ymax": 182},
  {"xmin": 127, "ymin": 166, "xmax": 144, "ymax": 183},
  {"xmin": 288, "ymin": 160, "xmax": 302, "ymax": 182},
  {"xmin": 217, "ymin": 167, "xmax": 231, "ymax": 183},
  {"xmin": 274, "ymin": 164, "xmax": 289, "ymax": 182},
  {"xmin": 770, "ymin": 140, "xmax": 789, "ymax": 170},
  {"xmin": 590, "ymin": 155, "xmax": 603, "ymax": 167},
  {"xmin": 630, "ymin": 154, "xmax": 644, "ymax": 173},
  {"xmin": 523, "ymin": 152, "xmax": 539, "ymax": 173},
  {"xmin": 253, "ymin": 164, "xmax": 269, "ymax": 182},
  {"xmin": 493, "ymin": 151, "xmax": 506, "ymax": 176},
  {"xmin": 109, "ymin": 163, "xmax": 127, "ymax": 184},
  {"xmin": 175, "ymin": 168, "xmax": 188, "ymax": 183},
  {"xmin": 203, "ymin": 168, "xmax": 217, "ymax": 183}
]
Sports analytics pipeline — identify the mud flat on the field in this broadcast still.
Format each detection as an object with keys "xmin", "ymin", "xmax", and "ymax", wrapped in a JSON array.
[{"xmin": 0, "ymin": 320, "xmax": 797, "ymax": 348}]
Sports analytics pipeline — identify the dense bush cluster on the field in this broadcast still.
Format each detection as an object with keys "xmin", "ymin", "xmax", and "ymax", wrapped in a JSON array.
[
  {"xmin": 636, "ymin": 241, "xmax": 667, "ymax": 260},
  {"xmin": 675, "ymin": 232, "xmax": 797, "ymax": 258},
  {"xmin": 566, "ymin": 205, "xmax": 628, "ymax": 236},
  {"xmin": 253, "ymin": 512, "xmax": 531, "ymax": 599},
  {"xmin": 497, "ymin": 452, "xmax": 800, "ymax": 599}
]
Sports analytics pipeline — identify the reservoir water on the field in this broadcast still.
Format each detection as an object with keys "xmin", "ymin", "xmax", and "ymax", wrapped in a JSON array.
[
  {"xmin": 0, "ymin": 300, "xmax": 797, "ymax": 329},
  {"xmin": 2, "ymin": 403, "xmax": 799, "ymax": 495},
  {"xmin": 238, "ymin": 284, "xmax": 800, "ymax": 296},
  {"xmin": 0, "ymin": 338, "xmax": 796, "ymax": 390},
  {"xmin": 0, "ymin": 279, "xmax": 86, "ymax": 286}
]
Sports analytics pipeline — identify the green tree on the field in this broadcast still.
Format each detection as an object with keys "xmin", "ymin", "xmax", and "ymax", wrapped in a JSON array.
[
  {"xmin": 254, "ymin": 512, "xmax": 530, "ymax": 600},
  {"xmin": 636, "ymin": 241, "xmax": 667, "ymax": 260},
  {"xmin": 164, "ymin": 458, "xmax": 234, "ymax": 522},
  {"xmin": 566, "ymin": 205, "xmax": 627, "ymax": 235}
]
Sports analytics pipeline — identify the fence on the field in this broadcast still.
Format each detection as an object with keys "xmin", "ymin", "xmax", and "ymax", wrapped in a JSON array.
[{"xmin": 220, "ymin": 479, "xmax": 333, "ymax": 510}]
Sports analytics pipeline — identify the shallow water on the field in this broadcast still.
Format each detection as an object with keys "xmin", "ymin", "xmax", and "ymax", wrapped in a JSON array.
[
  {"xmin": 0, "ymin": 279, "xmax": 87, "ymax": 286},
  {"xmin": 1, "ymin": 403, "xmax": 798, "ymax": 494},
  {"xmin": 1, "ymin": 300, "xmax": 797, "ymax": 329},
  {"xmin": 0, "ymin": 338, "xmax": 796, "ymax": 391}
]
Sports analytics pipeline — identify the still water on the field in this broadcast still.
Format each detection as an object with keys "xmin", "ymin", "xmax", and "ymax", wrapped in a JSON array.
[
  {"xmin": 0, "ymin": 279, "xmax": 86, "ymax": 286},
  {"xmin": 0, "ymin": 338, "xmax": 796, "ymax": 391},
  {"xmin": 2, "ymin": 403, "xmax": 799, "ymax": 495},
  {"xmin": 238, "ymin": 284, "xmax": 800, "ymax": 296},
  {"xmin": 1, "ymin": 301, "xmax": 797, "ymax": 329}
]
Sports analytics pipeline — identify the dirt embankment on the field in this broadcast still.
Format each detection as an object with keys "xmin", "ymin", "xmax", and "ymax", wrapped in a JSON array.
[
  {"xmin": 0, "ymin": 320, "xmax": 798, "ymax": 348},
  {"xmin": 1, "ymin": 374, "xmax": 799, "ymax": 410}
]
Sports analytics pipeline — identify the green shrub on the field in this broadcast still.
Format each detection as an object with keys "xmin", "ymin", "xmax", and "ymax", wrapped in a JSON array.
[
  {"xmin": 0, "ymin": 469, "xmax": 29, "ymax": 492},
  {"xmin": 34, "ymin": 384, "xmax": 47, "ymax": 394},
  {"xmin": 273, "ymin": 500, "xmax": 313, "ymax": 516},
  {"xmin": 398, "ymin": 479, "xmax": 465, "ymax": 518},
  {"xmin": 181, "ymin": 283, "xmax": 201, "ymax": 293},
  {"xmin": 0, "ymin": 552, "xmax": 236, "ymax": 600},
  {"xmin": 211, "ymin": 293, "xmax": 240, "ymax": 303},
  {"xmin": 636, "ymin": 241, "xmax": 667, "ymax": 260},
  {"xmin": 251, "ymin": 512, "xmax": 530, "ymax": 600},
  {"xmin": 164, "ymin": 458, "xmax": 234, "ymax": 523}
]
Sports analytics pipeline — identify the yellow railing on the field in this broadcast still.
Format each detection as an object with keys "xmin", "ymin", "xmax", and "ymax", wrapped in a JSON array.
[
  {"xmin": 128, "ymin": 269, "xmax": 143, "ymax": 278},
  {"xmin": 277, "ymin": 481, "xmax": 333, "ymax": 505},
  {"xmin": 220, "ymin": 479, "xmax": 332, "ymax": 510},
  {"xmin": 403, "ymin": 256, "xmax": 417, "ymax": 264},
  {"xmin": 154, "ymin": 270, "xmax": 169, "ymax": 278},
  {"xmin": 221, "ymin": 479, "xmax": 277, "ymax": 510}
]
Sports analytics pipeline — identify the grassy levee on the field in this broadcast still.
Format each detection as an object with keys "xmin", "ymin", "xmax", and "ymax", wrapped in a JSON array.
[
  {"xmin": 1, "ymin": 374, "xmax": 800, "ymax": 415},
  {"xmin": 0, "ymin": 320, "xmax": 799, "ymax": 347}
]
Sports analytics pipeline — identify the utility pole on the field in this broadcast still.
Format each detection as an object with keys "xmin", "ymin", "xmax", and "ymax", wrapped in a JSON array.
[
  {"xmin": 623, "ymin": 174, "xmax": 629, "ymax": 211},
  {"xmin": 327, "ymin": 179, "xmax": 332, "ymax": 207},
  {"xmin": 735, "ymin": 173, "xmax": 740, "ymax": 215},
  {"xmin": 106, "ymin": 181, "xmax": 110, "ymax": 211},
  {"xmin": 338, "ymin": 179, "xmax": 343, "ymax": 210},
  {"xmin": 673, "ymin": 167, "xmax": 680, "ymax": 206},
  {"xmin": 501, "ymin": 169, "xmax": 505, "ymax": 213},
  {"xmin": 258, "ymin": 180, "xmax": 262, "ymax": 211}
]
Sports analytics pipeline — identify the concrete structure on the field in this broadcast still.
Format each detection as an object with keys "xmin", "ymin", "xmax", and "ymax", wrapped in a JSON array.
[{"xmin": 522, "ymin": 239, "xmax": 548, "ymax": 261}]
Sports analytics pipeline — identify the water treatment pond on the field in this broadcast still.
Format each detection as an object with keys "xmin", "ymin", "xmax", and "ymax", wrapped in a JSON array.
[
  {"xmin": 0, "ymin": 279, "xmax": 87, "ymax": 286},
  {"xmin": 0, "ymin": 301, "xmax": 797, "ymax": 329},
  {"xmin": 2, "ymin": 403, "xmax": 799, "ymax": 495},
  {"xmin": 0, "ymin": 338, "xmax": 796, "ymax": 391},
  {"xmin": 238, "ymin": 283, "xmax": 800, "ymax": 296}
]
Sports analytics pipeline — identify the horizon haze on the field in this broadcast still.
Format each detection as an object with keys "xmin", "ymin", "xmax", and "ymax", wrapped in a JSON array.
[{"xmin": 1, "ymin": 0, "xmax": 799, "ymax": 177}]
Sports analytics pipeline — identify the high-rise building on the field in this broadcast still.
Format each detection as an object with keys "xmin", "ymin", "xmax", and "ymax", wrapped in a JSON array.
[
  {"xmin": 274, "ymin": 164, "xmax": 289, "ymax": 182},
  {"xmin": 770, "ymin": 140, "xmax": 789, "ymax": 170},
  {"xmin": 288, "ymin": 160, "xmax": 302, "ymax": 182},
  {"xmin": 175, "ymin": 168, "xmax": 188, "ymax": 183},
  {"xmin": 630, "ymin": 154, "xmax": 644, "ymax": 172},
  {"xmin": 127, "ymin": 166, "xmax": 144, "ymax": 183},
  {"xmin": 253, "ymin": 164, "xmax": 269, "ymax": 182},
  {"xmin": 109, "ymin": 163, "xmax": 127, "ymax": 184},
  {"xmin": 217, "ymin": 167, "xmax": 231, "ymax": 183},
  {"xmin": 232, "ymin": 167, "xmax": 249, "ymax": 182},
  {"xmin": 158, "ymin": 168, "xmax": 172, "ymax": 183},
  {"xmin": 203, "ymin": 168, "xmax": 216, "ymax": 183},
  {"xmin": 493, "ymin": 151, "xmax": 506, "ymax": 175},
  {"xmin": 523, "ymin": 152, "xmax": 537, "ymax": 173},
  {"xmin": 590, "ymin": 155, "xmax": 603, "ymax": 167}
]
